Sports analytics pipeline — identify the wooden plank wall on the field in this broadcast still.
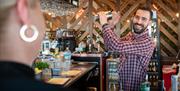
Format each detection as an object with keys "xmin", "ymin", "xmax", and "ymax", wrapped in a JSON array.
[
  {"xmin": 44, "ymin": 0, "xmax": 179, "ymax": 57},
  {"xmin": 178, "ymin": 0, "xmax": 180, "ymax": 50},
  {"xmin": 152, "ymin": 0, "xmax": 179, "ymax": 57}
]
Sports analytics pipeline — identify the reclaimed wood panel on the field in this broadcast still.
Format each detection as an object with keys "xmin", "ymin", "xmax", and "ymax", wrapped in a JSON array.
[
  {"xmin": 88, "ymin": 0, "xmax": 93, "ymax": 44},
  {"xmin": 78, "ymin": 18, "xmax": 89, "ymax": 30},
  {"xmin": 160, "ymin": 26, "xmax": 178, "ymax": 45},
  {"xmin": 69, "ymin": 9, "xmax": 88, "ymax": 29},
  {"xmin": 178, "ymin": 0, "xmax": 180, "ymax": 48},
  {"xmin": 161, "ymin": 50, "xmax": 168, "ymax": 57},
  {"xmin": 160, "ymin": 38, "xmax": 177, "ymax": 55},
  {"xmin": 157, "ymin": 12, "xmax": 178, "ymax": 34},
  {"xmin": 99, "ymin": 0, "xmax": 115, "ymax": 11},
  {"xmin": 67, "ymin": 1, "xmax": 88, "ymax": 23},
  {"xmin": 120, "ymin": 0, "xmax": 133, "ymax": 13},
  {"xmin": 92, "ymin": 29, "xmax": 104, "ymax": 43},
  {"xmin": 155, "ymin": 0, "xmax": 177, "ymax": 22},
  {"xmin": 94, "ymin": 0, "xmax": 106, "ymax": 11},
  {"xmin": 120, "ymin": 22, "xmax": 130, "ymax": 34},
  {"xmin": 120, "ymin": 0, "xmax": 141, "ymax": 23},
  {"xmin": 79, "ymin": 30, "xmax": 89, "ymax": 42}
]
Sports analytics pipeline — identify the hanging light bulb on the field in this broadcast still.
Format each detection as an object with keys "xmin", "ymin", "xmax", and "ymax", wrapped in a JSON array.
[
  {"xmin": 48, "ymin": 12, "xmax": 52, "ymax": 16},
  {"xmin": 176, "ymin": 13, "xmax": 179, "ymax": 18}
]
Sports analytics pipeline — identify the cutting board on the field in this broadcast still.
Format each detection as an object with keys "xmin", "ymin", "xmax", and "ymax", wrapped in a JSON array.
[
  {"xmin": 47, "ymin": 78, "xmax": 70, "ymax": 85},
  {"xmin": 61, "ymin": 70, "xmax": 81, "ymax": 76}
]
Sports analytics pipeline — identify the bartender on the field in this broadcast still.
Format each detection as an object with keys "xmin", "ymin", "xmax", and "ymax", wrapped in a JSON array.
[{"xmin": 98, "ymin": 6, "xmax": 155, "ymax": 91}]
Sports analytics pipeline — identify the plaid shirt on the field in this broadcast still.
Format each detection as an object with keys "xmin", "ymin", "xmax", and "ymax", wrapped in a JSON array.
[{"xmin": 102, "ymin": 24, "xmax": 155, "ymax": 91}]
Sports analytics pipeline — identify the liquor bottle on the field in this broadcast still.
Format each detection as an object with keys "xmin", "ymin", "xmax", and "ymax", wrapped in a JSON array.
[
  {"xmin": 63, "ymin": 47, "xmax": 72, "ymax": 71},
  {"xmin": 119, "ymin": 82, "xmax": 123, "ymax": 91},
  {"xmin": 42, "ymin": 32, "xmax": 51, "ymax": 55},
  {"xmin": 178, "ymin": 63, "xmax": 180, "ymax": 76},
  {"xmin": 140, "ymin": 74, "xmax": 151, "ymax": 91},
  {"xmin": 161, "ymin": 80, "xmax": 166, "ymax": 91},
  {"xmin": 109, "ymin": 83, "xmax": 118, "ymax": 91}
]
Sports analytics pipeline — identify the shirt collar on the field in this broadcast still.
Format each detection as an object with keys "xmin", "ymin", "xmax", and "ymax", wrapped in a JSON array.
[{"xmin": 132, "ymin": 29, "xmax": 149, "ymax": 39}]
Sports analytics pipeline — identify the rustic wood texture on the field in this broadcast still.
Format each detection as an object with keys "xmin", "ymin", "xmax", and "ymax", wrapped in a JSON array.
[
  {"xmin": 178, "ymin": 0, "xmax": 180, "ymax": 49},
  {"xmin": 160, "ymin": 26, "xmax": 178, "ymax": 45}
]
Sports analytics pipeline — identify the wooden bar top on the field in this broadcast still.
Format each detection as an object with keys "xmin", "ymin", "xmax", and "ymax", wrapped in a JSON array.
[{"xmin": 47, "ymin": 61, "xmax": 96, "ymax": 87}]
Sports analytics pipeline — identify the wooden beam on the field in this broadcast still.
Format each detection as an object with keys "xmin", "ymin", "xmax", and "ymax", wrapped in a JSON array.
[
  {"xmin": 99, "ymin": 0, "xmax": 115, "ymax": 11},
  {"xmin": 120, "ymin": 0, "xmax": 142, "ymax": 23},
  {"xmin": 69, "ymin": 9, "xmax": 88, "ymax": 29},
  {"xmin": 79, "ymin": 31, "xmax": 89, "ymax": 42},
  {"xmin": 92, "ymin": 7, "xmax": 98, "ymax": 14},
  {"xmin": 115, "ymin": 0, "xmax": 120, "ymax": 12},
  {"xmin": 94, "ymin": 0, "xmax": 106, "ymax": 11},
  {"xmin": 173, "ymin": 0, "xmax": 178, "ymax": 4},
  {"xmin": 120, "ymin": 0, "xmax": 132, "ymax": 13},
  {"xmin": 178, "ymin": 0, "xmax": 180, "ymax": 49},
  {"xmin": 78, "ymin": 18, "xmax": 89, "ymax": 30},
  {"xmin": 160, "ymin": 38, "xmax": 177, "ymax": 55},
  {"xmin": 73, "ymin": 17, "xmax": 87, "ymax": 30},
  {"xmin": 146, "ymin": 0, "xmax": 152, "ymax": 8},
  {"xmin": 120, "ymin": 22, "xmax": 130, "ymax": 34},
  {"xmin": 114, "ymin": 0, "xmax": 121, "ymax": 37},
  {"xmin": 88, "ymin": 0, "xmax": 93, "ymax": 44},
  {"xmin": 164, "ymin": 0, "xmax": 178, "ymax": 10},
  {"xmin": 160, "ymin": 26, "xmax": 178, "ymax": 45},
  {"xmin": 60, "ymin": 15, "xmax": 67, "ymax": 29},
  {"xmin": 75, "ymin": 20, "xmax": 89, "ymax": 36},
  {"xmin": 67, "ymin": 1, "xmax": 88, "ymax": 23},
  {"xmin": 161, "ymin": 50, "xmax": 168, "ymax": 57},
  {"xmin": 92, "ymin": 29, "xmax": 104, "ymax": 43},
  {"xmin": 157, "ymin": 12, "xmax": 178, "ymax": 34},
  {"xmin": 155, "ymin": 0, "xmax": 177, "ymax": 21},
  {"xmin": 92, "ymin": 0, "xmax": 99, "ymax": 10}
]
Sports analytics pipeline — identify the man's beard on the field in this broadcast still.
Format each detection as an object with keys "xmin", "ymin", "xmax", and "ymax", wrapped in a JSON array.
[{"xmin": 132, "ymin": 23, "xmax": 148, "ymax": 34}]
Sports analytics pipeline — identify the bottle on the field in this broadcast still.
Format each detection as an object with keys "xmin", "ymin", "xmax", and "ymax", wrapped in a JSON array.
[
  {"xmin": 54, "ymin": 47, "xmax": 59, "ymax": 57},
  {"xmin": 42, "ymin": 32, "xmax": 51, "ymax": 55},
  {"xmin": 178, "ymin": 63, "xmax": 180, "ymax": 76},
  {"xmin": 119, "ymin": 82, "xmax": 123, "ymax": 91},
  {"xmin": 63, "ymin": 47, "xmax": 72, "ymax": 71},
  {"xmin": 161, "ymin": 80, "xmax": 166, "ymax": 91},
  {"xmin": 52, "ymin": 55, "xmax": 61, "ymax": 76},
  {"xmin": 140, "ymin": 74, "xmax": 151, "ymax": 91}
]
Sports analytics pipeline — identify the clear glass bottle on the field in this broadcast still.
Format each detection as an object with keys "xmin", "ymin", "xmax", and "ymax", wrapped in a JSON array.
[
  {"xmin": 140, "ymin": 74, "xmax": 151, "ymax": 91},
  {"xmin": 63, "ymin": 47, "xmax": 72, "ymax": 71},
  {"xmin": 119, "ymin": 82, "xmax": 123, "ymax": 91},
  {"xmin": 161, "ymin": 80, "xmax": 166, "ymax": 91},
  {"xmin": 42, "ymin": 32, "xmax": 51, "ymax": 55}
]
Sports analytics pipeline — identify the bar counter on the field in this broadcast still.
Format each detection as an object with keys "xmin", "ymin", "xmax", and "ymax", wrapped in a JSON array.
[
  {"xmin": 63, "ymin": 61, "xmax": 96, "ymax": 87},
  {"xmin": 72, "ymin": 53, "xmax": 104, "ymax": 91},
  {"xmin": 43, "ymin": 61, "xmax": 97, "ymax": 89}
]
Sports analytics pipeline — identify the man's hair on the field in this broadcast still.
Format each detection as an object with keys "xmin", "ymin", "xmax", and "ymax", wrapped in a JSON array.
[{"xmin": 135, "ymin": 6, "xmax": 153, "ymax": 20}]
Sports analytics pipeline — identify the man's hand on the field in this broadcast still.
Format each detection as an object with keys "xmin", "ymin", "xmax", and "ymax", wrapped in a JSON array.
[
  {"xmin": 96, "ymin": 11, "xmax": 120, "ymax": 29},
  {"xmin": 112, "ymin": 11, "xmax": 120, "ymax": 26},
  {"xmin": 98, "ymin": 12, "xmax": 108, "ymax": 25}
]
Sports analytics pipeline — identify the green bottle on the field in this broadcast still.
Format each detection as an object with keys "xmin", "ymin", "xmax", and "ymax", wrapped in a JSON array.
[{"xmin": 140, "ymin": 74, "xmax": 151, "ymax": 91}]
